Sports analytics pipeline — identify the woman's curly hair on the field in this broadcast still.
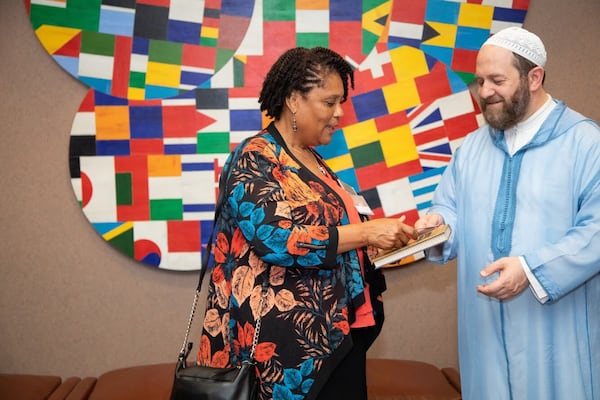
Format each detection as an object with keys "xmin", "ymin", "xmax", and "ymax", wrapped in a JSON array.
[{"xmin": 258, "ymin": 47, "xmax": 355, "ymax": 120}]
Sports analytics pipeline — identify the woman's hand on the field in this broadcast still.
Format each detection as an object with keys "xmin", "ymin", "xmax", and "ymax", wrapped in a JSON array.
[
  {"xmin": 336, "ymin": 216, "xmax": 415, "ymax": 254},
  {"xmin": 363, "ymin": 216, "xmax": 415, "ymax": 250}
]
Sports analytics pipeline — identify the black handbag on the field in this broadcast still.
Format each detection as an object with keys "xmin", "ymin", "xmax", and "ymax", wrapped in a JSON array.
[
  {"xmin": 170, "ymin": 171, "xmax": 267, "ymax": 400},
  {"xmin": 170, "ymin": 355, "xmax": 258, "ymax": 400},
  {"xmin": 170, "ymin": 143, "xmax": 267, "ymax": 400},
  {"xmin": 169, "ymin": 276, "xmax": 265, "ymax": 400},
  {"xmin": 169, "ymin": 253, "xmax": 268, "ymax": 400}
]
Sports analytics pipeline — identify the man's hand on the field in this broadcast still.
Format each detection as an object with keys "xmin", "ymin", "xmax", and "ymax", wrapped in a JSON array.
[
  {"xmin": 414, "ymin": 213, "xmax": 444, "ymax": 239},
  {"xmin": 476, "ymin": 256, "xmax": 529, "ymax": 300}
]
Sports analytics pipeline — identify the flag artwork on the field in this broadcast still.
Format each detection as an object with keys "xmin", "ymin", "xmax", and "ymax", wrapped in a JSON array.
[{"xmin": 26, "ymin": 0, "xmax": 529, "ymax": 270}]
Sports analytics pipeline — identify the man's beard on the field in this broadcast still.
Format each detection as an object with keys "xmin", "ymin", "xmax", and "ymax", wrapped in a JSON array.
[{"xmin": 480, "ymin": 77, "xmax": 530, "ymax": 130}]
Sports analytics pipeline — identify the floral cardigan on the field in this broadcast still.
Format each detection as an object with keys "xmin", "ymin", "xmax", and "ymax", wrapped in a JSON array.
[{"xmin": 198, "ymin": 122, "xmax": 386, "ymax": 400}]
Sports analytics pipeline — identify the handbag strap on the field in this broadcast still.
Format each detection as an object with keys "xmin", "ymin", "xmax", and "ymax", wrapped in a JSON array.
[
  {"xmin": 176, "ymin": 175, "xmax": 226, "ymax": 358},
  {"xmin": 177, "ymin": 269, "xmax": 270, "ymax": 363},
  {"xmin": 177, "ymin": 141, "xmax": 269, "ymax": 364},
  {"xmin": 250, "ymin": 275, "xmax": 270, "ymax": 360},
  {"xmin": 192, "ymin": 139, "xmax": 249, "ymax": 291}
]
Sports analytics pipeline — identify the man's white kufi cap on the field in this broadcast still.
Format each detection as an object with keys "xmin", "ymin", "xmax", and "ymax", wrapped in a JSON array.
[{"xmin": 482, "ymin": 27, "xmax": 547, "ymax": 67}]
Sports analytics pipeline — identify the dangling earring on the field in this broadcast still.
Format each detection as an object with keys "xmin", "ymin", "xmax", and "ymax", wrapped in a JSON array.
[{"xmin": 292, "ymin": 112, "xmax": 297, "ymax": 133}]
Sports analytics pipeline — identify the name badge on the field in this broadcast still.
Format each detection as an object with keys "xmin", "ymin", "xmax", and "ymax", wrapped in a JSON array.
[
  {"xmin": 338, "ymin": 179, "xmax": 374, "ymax": 215},
  {"xmin": 338, "ymin": 179, "xmax": 357, "ymax": 195},
  {"xmin": 350, "ymin": 194, "xmax": 374, "ymax": 215}
]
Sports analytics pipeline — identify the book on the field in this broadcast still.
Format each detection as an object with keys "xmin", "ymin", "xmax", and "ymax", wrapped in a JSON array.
[{"xmin": 372, "ymin": 224, "xmax": 452, "ymax": 269}]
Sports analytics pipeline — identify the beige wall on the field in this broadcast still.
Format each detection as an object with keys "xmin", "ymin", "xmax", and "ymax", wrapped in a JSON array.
[{"xmin": 1, "ymin": 0, "xmax": 598, "ymax": 378}]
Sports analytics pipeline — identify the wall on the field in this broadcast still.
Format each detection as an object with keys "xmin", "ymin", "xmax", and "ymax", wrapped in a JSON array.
[{"xmin": 1, "ymin": 0, "xmax": 598, "ymax": 378}]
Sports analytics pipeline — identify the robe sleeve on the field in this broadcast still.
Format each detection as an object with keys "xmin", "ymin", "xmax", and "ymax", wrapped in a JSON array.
[
  {"xmin": 523, "ymin": 121, "xmax": 600, "ymax": 302},
  {"xmin": 524, "ymin": 173, "xmax": 600, "ymax": 302}
]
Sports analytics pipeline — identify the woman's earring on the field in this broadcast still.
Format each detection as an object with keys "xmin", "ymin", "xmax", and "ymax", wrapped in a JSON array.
[{"xmin": 292, "ymin": 112, "xmax": 297, "ymax": 133}]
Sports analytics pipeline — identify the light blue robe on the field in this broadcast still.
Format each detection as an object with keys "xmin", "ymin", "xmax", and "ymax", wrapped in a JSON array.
[{"xmin": 427, "ymin": 100, "xmax": 600, "ymax": 400}]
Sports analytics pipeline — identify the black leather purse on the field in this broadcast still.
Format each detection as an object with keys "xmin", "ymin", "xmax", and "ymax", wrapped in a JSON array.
[
  {"xmin": 169, "ymin": 249, "xmax": 268, "ymax": 400},
  {"xmin": 170, "ymin": 184, "xmax": 270, "ymax": 398},
  {"xmin": 170, "ymin": 342, "xmax": 259, "ymax": 400},
  {"xmin": 170, "ymin": 143, "xmax": 267, "ymax": 400}
]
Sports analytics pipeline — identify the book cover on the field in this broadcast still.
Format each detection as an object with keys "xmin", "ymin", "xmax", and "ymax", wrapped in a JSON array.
[{"xmin": 372, "ymin": 224, "xmax": 452, "ymax": 269}]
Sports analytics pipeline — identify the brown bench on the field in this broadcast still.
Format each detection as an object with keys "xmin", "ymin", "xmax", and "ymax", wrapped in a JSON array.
[
  {"xmin": 0, "ymin": 374, "xmax": 96, "ymax": 400},
  {"xmin": 1, "ymin": 358, "xmax": 461, "ymax": 400},
  {"xmin": 366, "ymin": 358, "xmax": 461, "ymax": 399}
]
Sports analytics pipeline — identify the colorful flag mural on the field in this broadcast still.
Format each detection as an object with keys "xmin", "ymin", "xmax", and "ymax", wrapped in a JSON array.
[
  {"xmin": 387, "ymin": 0, "xmax": 530, "ymax": 83},
  {"xmin": 26, "ymin": 0, "xmax": 256, "ymax": 99},
  {"xmin": 26, "ymin": 0, "xmax": 529, "ymax": 270}
]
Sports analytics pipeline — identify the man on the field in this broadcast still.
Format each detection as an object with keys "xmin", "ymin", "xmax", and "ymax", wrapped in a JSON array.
[{"xmin": 415, "ymin": 27, "xmax": 600, "ymax": 399}]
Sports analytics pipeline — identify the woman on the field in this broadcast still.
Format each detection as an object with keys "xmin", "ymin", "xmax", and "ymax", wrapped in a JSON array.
[{"xmin": 198, "ymin": 47, "xmax": 414, "ymax": 400}]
